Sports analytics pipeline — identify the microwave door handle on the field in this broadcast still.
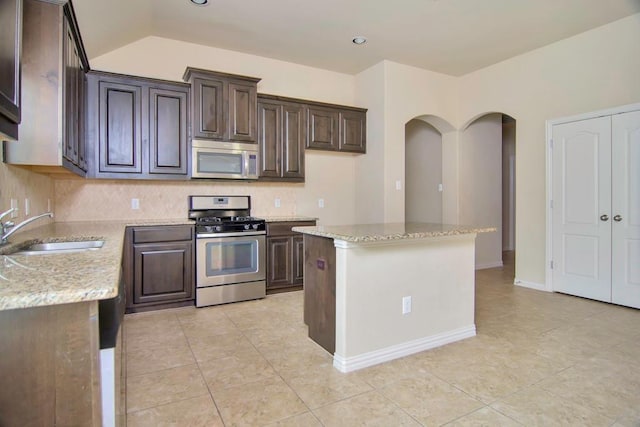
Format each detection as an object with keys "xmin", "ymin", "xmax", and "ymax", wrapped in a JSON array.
[{"xmin": 243, "ymin": 152, "xmax": 249, "ymax": 178}]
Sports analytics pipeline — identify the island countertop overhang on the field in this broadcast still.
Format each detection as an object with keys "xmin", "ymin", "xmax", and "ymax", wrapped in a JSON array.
[{"xmin": 292, "ymin": 222, "xmax": 496, "ymax": 243}]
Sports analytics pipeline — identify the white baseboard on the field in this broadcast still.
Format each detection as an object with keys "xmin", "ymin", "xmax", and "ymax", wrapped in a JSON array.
[
  {"xmin": 332, "ymin": 324, "xmax": 476, "ymax": 373},
  {"xmin": 475, "ymin": 261, "xmax": 503, "ymax": 270},
  {"xmin": 514, "ymin": 278, "xmax": 548, "ymax": 292}
]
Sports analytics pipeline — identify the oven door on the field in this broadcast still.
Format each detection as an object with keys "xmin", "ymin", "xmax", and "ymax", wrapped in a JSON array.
[{"xmin": 196, "ymin": 233, "xmax": 266, "ymax": 287}]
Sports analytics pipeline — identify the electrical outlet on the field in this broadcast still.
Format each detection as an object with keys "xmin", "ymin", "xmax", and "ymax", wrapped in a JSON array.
[
  {"xmin": 318, "ymin": 198, "xmax": 325, "ymax": 208},
  {"xmin": 438, "ymin": 183, "xmax": 443, "ymax": 192},
  {"xmin": 395, "ymin": 180, "xmax": 402, "ymax": 190},
  {"xmin": 402, "ymin": 296, "xmax": 412, "ymax": 315},
  {"xmin": 24, "ymin": 198, "xmax": 30, "ymax": 216},
  {"xmin": 10, "ymin": 199, "xmax": 18, "ymax": 218},
  {"xmin": 47, "ymin": 199, "xmax": 51, "ymax": 212},
  {"xmin": 131, "ymin": 198, "xmax": 140, "ymax": 210},
  {"xmin": 275, "ymin": 198, "xmax": 281, "ymax": 208}
]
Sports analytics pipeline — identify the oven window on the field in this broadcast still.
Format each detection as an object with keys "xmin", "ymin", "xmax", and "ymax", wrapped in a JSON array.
[
  {"xmin": 197, "ymin": 151, "xmax": 243, "ymax": 175},
  {"xmin": 205, "ymin": 240, "xmax": 258, "ymax": 276}
]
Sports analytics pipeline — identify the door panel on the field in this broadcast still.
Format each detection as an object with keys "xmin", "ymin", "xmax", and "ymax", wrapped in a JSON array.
[
  {"xmin": 98, "ymin": 81, "xmax": 142, "ymax": 173},
  {"xmin": 228, "ymin": 82, "xmax": 256, "ymax": 142},
  {"xmin": 257, "ymin": 101, "xmax": 281, "ymax": 178},
  {"xmin": 282, "ymin": 103, "xmax": 305, "ymax": 178},
  {"xmin": 149, "ymin": 87, "xmax": 188, "ymax": 175},
  {"xmin": 552, "ymin": 116, "xmax": 611, "ymax": 302},
  {"xmin": 611, "ymin": 110, "xmax": 640, "ymax": 308}
]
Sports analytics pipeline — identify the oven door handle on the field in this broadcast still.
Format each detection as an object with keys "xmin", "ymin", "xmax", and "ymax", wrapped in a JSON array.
[{"xmin": 197, "ymin": 231, "xmax": 266, "ymax": 238}]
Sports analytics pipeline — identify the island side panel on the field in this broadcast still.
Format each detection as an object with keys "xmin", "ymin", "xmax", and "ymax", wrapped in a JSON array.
[
  {"xmin": 303, "ymin": 234, "xmax": 336, "ymax": 354},
  {"xmin": 334, "ymin": 234, "xmax": 477, "ymax": 370}
]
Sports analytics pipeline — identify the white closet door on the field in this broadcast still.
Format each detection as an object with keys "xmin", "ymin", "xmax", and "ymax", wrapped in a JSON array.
[
  {"xmin": 552, "ymin": 116, "xmax": 612, "ymax": 302},
  {"xmin": 611, "ymin": 110, "xmax": 640, "ymax": 309}
]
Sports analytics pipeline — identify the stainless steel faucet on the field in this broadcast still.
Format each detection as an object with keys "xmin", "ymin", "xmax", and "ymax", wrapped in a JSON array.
[{"xmin": 1, "ymin": 211, "xmax": 54, "ymax": 246}]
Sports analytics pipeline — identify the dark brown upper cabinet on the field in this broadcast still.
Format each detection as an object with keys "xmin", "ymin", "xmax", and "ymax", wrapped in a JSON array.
[
  {"xmin": 86, "ymin": 71, "xmax": 189, "ymax": 180},
  {"xmin": 257, "ymin": 94, "xmax": 305, "ymax": 182},
  {"xmin": 183, "ymin": 67, "xmax": 260, "ymax": 143},
  {"xmin": 0, "ymin": 0, "xmax": 22, "ymax": 141},
  {"xmin": 306, "ymin": 102, "xmax": 367, "ymax": 154},
  {"xmin": 2, "ymin": 0, "xmax": 90, "ymax": 175},
  {"xmin": 339, "ymin": 109, "xmax": 367, "ymax": 153},
  {"xmin": 307, "ymin": 106, "xmax": 339, "ymax": 151}
]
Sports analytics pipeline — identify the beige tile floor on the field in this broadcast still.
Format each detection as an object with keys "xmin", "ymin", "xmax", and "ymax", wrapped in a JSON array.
[{"xmin": 124, "ymin": 253, "xmax": 640, "ymax": 426}]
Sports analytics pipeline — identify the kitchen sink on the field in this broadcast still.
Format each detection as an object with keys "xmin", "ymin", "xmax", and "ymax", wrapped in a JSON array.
[{"xmin": 15, "ymin": 240, "xmax": 105, "ymax": 255}]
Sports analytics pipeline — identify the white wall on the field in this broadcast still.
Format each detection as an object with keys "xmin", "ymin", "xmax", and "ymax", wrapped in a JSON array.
[
  {"xmin": 353, "ymin": 61, "xmax": 458, "ymax": 224},
  {"xmin": 53, "ymin": 37, "xmax": 361, "ymax": 225},
  {"xmin": 458, "ymin": 13, "xmax": 640, "ymax": 285},
  {"xmin": 353, "ymin": 13, "xmax": 640, "ymax": 286},
  {"xmin": 405, "ymin": 119, "xmax": 442, "ymax": 223},
  {"xmin": 459, "ymin": 114, "xmax": 503, "ymax": 269}
]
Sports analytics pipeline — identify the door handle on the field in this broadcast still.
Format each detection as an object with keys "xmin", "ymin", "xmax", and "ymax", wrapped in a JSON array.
[
  {"xmin": 613, "ymin": 215, "xmax": 622, "ymax": 222},
  {"xmin": 600, "ymin": 214, "xmax": 609, "ymax": 221}
]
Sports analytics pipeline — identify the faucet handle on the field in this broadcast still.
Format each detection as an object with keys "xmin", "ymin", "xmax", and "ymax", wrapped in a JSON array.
[{"xmin": 0, "ymin": 208, "xmax": 17, "ymax": 222}]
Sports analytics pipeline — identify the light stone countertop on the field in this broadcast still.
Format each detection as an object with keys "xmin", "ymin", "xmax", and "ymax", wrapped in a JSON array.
[
  {"xmin": 0, "ymin": 219, "xmax": 194, "ymax": 311},
  {"xmin": 292, "ymin": 222, "xmax": 496, "ymax": 243},
  {"xmin": 261, "ymin": 216, "xmax": 317, "ymax": 223}
]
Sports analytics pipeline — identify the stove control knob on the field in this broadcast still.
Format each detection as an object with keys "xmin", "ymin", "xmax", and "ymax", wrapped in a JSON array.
[
  {"xmin": 252, "ymin": 224, "xmax": 259, "ymax": 230},
  {"xmin": 215, "ymin": 225, "xmax": 222, "ymax": 232},
  {"xmin": 244, "ymin": 224, "xmax": 250, "ymax": 230}
]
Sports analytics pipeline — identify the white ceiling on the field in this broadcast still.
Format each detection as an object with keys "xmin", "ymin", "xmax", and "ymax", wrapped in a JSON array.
[{"xmin": 72, "ymin": 0, "xmax": 640, "ymax": 76}]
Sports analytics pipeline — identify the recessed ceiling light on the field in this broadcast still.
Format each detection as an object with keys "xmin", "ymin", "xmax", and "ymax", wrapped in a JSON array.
[
  {"xmin": 190, "ymin": 0, "xmax": 208, "ymax": 5},
  {"xmin": 352, "ymin": 36, "xmax": 367, "ymax": 45}
]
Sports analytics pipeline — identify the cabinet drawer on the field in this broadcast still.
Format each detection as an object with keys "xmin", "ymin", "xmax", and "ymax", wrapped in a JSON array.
[
  {"xmin": 132, "ymin": 225, "xmax": 193, "ymax": 243},
  {"xmin": 266, "ymin": 221, "xmax": 316, "ymax": 236}
]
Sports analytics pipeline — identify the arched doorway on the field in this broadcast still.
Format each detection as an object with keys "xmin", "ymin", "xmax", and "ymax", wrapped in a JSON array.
[
  {"xmin": 460, "ymin": 112, "xmax": 517, "ymax": 273},
  {"xmin": 404, "ymin": 115, "xmax": 455, "ymax": 224},
  {"xmin": 405, "ymin": 119, "xmax": 442, "ymax": 223}
]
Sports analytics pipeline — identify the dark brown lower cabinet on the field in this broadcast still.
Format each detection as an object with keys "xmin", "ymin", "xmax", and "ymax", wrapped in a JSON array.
[
  {"xmin": 124, "ymin": 225, "xmax": 195, "ymax": 313},
  {"xmin": 266, "ymin": 220, "xmax": 316, "ymax": 293}
]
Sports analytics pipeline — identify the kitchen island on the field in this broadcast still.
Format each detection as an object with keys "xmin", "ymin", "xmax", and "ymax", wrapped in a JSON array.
[{"xmin": 293, "ymin": 222, "xmax": 495, "ymax": 373}]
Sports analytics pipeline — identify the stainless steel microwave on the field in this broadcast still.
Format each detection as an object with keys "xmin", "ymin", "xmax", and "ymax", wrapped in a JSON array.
[{"xmin": 191, "ymin": 140, "xmax": 259, "ymax": 180}]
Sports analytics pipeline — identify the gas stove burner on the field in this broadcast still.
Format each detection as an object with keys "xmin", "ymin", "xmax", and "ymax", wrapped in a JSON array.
[
  {"xmin": 197, "ymin": 217, "xmax": 222, "ymax": 224},
  {"xmin": 189, "ymin": 195, "xmax": 266, "ymax": 235}
]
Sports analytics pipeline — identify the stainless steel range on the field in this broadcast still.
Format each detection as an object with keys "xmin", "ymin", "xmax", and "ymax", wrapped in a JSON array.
[{"xmin": 189, "ymin": 195, "xmax": 266, "ymax": 307}]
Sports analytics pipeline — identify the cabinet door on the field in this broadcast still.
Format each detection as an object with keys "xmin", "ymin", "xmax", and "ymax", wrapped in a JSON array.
[
  {"xmin": 307, "ymin": 106, "xmax": 339, "ymax": 150},
  {"xmin": 133, "ymin": 241, "xmax": 193, "ymax": 305},
  {"xmin": 149, "ymin": 86, "xmax": 188, "ymax": 175},
  {"xmin": 258, "ymin": 100, "xmax": 281, "ymax": 178},
  {"xmin": 282, "ymin": 102, "xmax": 305, "ymax": 179},
  {"xmin": 0, "ymin": 0, "xmax": 21, "ymax": 140},
  {"xmin": 292, "ymin": 234, "xmax": 305, "ymax": 285},
  {"xmin": 339, "ymin": 110, "xmax": 366, "ymax": 153},
  {"xmin": 192, "ymin": 77, "xmax": 224, "ymax": 140},
  {"xmin": 63, "ymin": 17, "xmax": 79, "ymax": 166},
  {"xmin": 228, "ymin": 81, "xmax": 257, "ymax": 142},
  {"xmin": 62, "ymin": 1, "xmax": 88, "ymax": 173},
  {"xmin": 97, "ymin": 80, "xmax": 143, "ymax": 174},
  {"xmin": 267, "ymin": 236, "xmax": 292, "ymax": 289}
]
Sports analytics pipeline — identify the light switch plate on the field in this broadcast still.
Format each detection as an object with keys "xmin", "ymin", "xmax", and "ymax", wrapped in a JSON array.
[
  {"xmin": 131, "ymin": 198, "xmax": 140, "ymax": 210},
  {"xmin": 275, "ymin": 198, "xmax": 281, "ymax": 208},
  {"xmin": 10, "ymin": 199, "xmax": 18, "ymax": 218},
  {"xmin": 318, "ymin": 198, "xmax": 325, "ymax": 208}
]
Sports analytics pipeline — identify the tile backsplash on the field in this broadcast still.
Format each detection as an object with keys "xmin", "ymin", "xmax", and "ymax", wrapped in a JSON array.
[
  {"xmin": 0, "ymin": 160, "xmax": 55, "ymax": 228},
  {"xmin": 54, "ymin": 179, "xmax": 303, "ymax": 222}
]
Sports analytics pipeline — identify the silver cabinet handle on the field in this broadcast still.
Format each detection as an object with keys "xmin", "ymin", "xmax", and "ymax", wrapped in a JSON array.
[
  {"xmin": 600, "ymin": 214, "xmax": 609, "ymax": 221},
  {"xmin": 613, "ymin": 215, "xmax": 622, "ymax": 222}
]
